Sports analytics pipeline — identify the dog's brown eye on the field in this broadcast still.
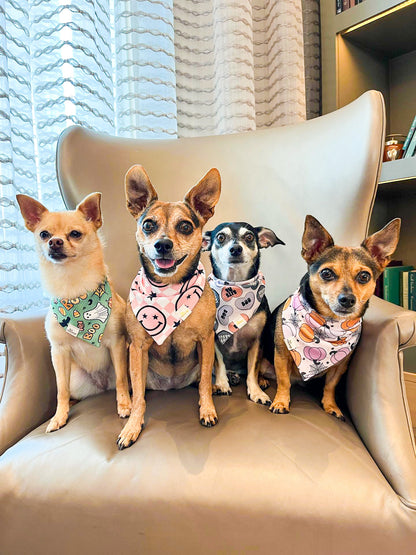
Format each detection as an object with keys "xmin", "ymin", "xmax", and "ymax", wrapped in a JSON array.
[
  {"xmin": 245, "ymin": 233, "xmax": 254, "ymax": 243},
  {"xmin": 69, "ymin": 230, "xmax": 82, "ymax": 239},
  {"xmin": 142, "ymin": 220, "xmax": 156, "ymax": 233},
  {"xmin": 320, "ymin": 268, "xmax": 336, "ymax": 281},
  {"xmin": 39, "ymin": 230, "xmax": 50, "ymax": 240},
  {"xmin": 177, "ymin": 221, "xmax": 193, "ymax": 235},
  {"xmin": 216, "ymin": 233, "xmax": 226, "ymax": 244},
  {"xmin": 357, "ymin": 271, "xmax": 371, "ymax": 284}
]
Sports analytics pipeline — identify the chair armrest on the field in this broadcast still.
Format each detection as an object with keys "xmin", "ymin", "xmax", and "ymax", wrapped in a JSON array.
[
  {"xmin": 347, "ymin": 296, "xmax": 416, "ymax": 508},
  {"xmin": 0, "ymin": 311, "xmax": 56, "ymax": 456}
]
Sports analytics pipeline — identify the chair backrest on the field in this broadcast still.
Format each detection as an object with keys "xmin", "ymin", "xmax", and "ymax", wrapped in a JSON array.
[{"xmin": 56, "ymin": 91, "xmax": 385, "ymax": 309}]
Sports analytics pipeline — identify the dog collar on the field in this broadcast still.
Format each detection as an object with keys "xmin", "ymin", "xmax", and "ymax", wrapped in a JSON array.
[
  {"xmin": 282, "ymin": 289, "xmax": 362, "ymax": 381},
  {"xmin": 129, "ymin": 262, "xmax": 206, "ymax": 345},
  {"xmin": 51, "ymin": 278, "xmax": 112, "ymax": 348},
  {"xmin": 208, "ymin": 271, "xmax": 266, "ymax": 345}
]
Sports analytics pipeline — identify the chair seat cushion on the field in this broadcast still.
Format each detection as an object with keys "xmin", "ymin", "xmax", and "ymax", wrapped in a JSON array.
[{"xmin": 0, "ymin": 385, "xmax": 414, "ymax": 554}]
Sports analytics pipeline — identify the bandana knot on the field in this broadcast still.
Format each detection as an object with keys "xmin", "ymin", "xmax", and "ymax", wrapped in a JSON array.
[
  {"xmin": 129, "ymin": 262, "xmax": 206, "ymax": 345},
  {"xmin": 282, "ymin": 289, "xmax": 362, "ymax": 381},
  {"xmin": 51, "ymin": 278, "xmax": 112, "ymax": 347},
  {"xmin": 208, "ymin": 271, "xmax": 266, "ymax": 345}
]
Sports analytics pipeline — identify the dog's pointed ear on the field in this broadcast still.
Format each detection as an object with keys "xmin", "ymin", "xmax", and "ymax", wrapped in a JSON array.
[
  {"xmin": 202, "ymin": 231, "xmax": 213, "ymax": 251},
  {"xmin": 361, "ymin": 218, "xmax": 401, "ymax": 269},
  {"xmin": 125, "ymin": 165, "xmax": 158, "ymax": 219},
  {"xmin": 77, "ymin": 192, "xmax": 102, "ymax": 229},
  {"xmin": 301, "ymin": 215, "xmax": 334, "ymax": 264},
  {"xmin": 184, "ymin": 168, "xmax": 221, "ymax": 224},
  {"xmin": 255, "ymin": 227, "xmax": 285, "ymax": 249},
  {"xmin": 16, "ymin": 194, "xmax": 48, "ymax": 231}
]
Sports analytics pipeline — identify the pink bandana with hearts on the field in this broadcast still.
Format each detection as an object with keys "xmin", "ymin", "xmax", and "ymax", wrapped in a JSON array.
[
  {"xmin": 208, "ymin": 272, "xmax": 266, "ymax": 345},
  {"xmin": 282, "ymin": 289, "xmax": 362, "ymax": 381},
  {"xmin": 130, "ymin": 262, "xmax": 206, "ymax": 345}
]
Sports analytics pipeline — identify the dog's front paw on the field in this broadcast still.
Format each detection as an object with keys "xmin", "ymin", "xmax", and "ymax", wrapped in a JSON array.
[
  {"xmin": 269, "ymin": 398, "xmax": 290, "ymax": 414},
  {"xmin": 227, "ymin": 371, "xmax": 241, "ymax": 386},
  {"xmin": 258, "ymin": 376, "xmax": 270, "ymax": 390},
  {"xmin": 322, "ymin": 402, "xmax": 345, "ymax": 421},
  {"xmin": 199, "ymin": 406, "xmax": 218, "ymax": 427},
  {"xmin": 248, "ymin": 389, "xmax": 271, "ymax": 406},
  {"xmin": 117, "ymin": 398, "xmax": 132, "ymax": 419},
  {"xmin": 212, "ymin": 383, "xmax": 232, "ymax": 396},
  {"xmin": 117, "ymin": 420, "xmax": 143, "ymax": 450},
  {"xmin": 46, "ymin": 414, "xmax": 68, "ymax": 433}
]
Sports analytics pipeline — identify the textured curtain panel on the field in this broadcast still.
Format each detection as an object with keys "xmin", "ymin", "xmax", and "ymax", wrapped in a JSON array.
[{"xmin": 0, "ymin": 0, "xmax": 319, "ymax": 314}]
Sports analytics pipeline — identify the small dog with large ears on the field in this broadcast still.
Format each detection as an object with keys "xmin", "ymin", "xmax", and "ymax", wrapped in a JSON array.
[
  {"xmin": 117, "ymin": 165, "xmax": 221, "ymax": 450},
  {"xmin": 270, "ymin": 215, "xmax": 401, "ymax": 420},
  {"xmin": 16, "ymin": 193, "xmax": 131, "ymax": 433},
  {"xmin": 204, "ymin": 222, "xmax": 284, "ymax": 405}
]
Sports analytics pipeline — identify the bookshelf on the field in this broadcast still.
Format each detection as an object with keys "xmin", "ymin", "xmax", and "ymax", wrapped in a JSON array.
[{"xmin": 321, "ymin": 0, "xmax": 416, "ymax": 375}]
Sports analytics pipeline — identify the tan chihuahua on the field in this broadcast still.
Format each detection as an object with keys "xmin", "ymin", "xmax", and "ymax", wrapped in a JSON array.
[
  {"xmin": 17, "ymin": 193, "xmax": 131, "ymax": 432},
  {"xmin": 117, "ymin": 165, "xmax": 221, "ymax": 450},
  {"xmin": 270, "ymin": 215, "xmax": 401, "ymax": 420}
]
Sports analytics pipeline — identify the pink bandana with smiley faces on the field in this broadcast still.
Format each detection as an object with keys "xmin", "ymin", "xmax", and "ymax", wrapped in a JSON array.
[
  {"xmin": 282, "ymin": 289, "xmax": 362, "ymax": 381},
  {"xmin": 208, "ymin": 272, "xmax": 266, "ymax": 345},
  {"xmin": 129, "ymin": 262, "xmax": 206, "ymax": 345}
]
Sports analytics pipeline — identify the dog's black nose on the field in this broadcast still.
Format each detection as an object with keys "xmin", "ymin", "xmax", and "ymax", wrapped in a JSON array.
[
  {"xmin": 49, "ymin": 238, "xmax": 64, "ymax": 249},
  {"xmin": 229, "ymin": 244, "xmax": 243, "ymax": 256},
  {"xmin": 154, "ymin": 239, "xmax": 173, "ymax": 255},
  {"xmin": 338, "ymin": 293, "xmax": 356, "ymax": 309}
]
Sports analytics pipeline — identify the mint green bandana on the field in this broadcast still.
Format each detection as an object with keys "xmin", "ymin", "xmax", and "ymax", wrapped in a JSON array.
[{"xmin": 51, "ymin": 279, "xmax": 112, "ymax": 347}]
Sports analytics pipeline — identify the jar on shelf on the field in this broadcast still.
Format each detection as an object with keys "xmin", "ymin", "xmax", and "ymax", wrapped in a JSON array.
[{"xmin": 383, "ymin": 134, "xmax": 407, "ymax": 162}]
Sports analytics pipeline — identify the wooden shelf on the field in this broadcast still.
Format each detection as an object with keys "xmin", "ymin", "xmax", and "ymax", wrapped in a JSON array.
[{"xmin": 336, "ymin": 1, "xmax": 416, "ymax": 57}]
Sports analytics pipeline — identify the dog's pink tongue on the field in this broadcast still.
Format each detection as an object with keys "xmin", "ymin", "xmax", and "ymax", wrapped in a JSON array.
[{"xmin": 156, "ymin": 259, "xmax": 175, "ymax": 269}]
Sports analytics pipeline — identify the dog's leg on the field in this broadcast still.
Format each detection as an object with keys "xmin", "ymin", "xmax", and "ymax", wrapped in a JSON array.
[
  {"xmin": 198, "ymin": 331, "xmax": 218, "ymax": 427},
  {"xmin": 270, "ymin": 348, "xmax": 292, "ymax": 414},
  {"xmin": 247, "ymin": 342, "xmax": 271, "ymax": 406},
  {"xmin": 321, "ymin": 359, "xmax": 348, "ymax": 421},
  {"xmin": 117, "ymin": 338, "xmax": 151, "ymax": 449},
  {"xmin": 213, "ymin": 344, "xmax": 232, "ymax": 396},
  {"xmin": 46, "ymin": 346, "xmax": 72, "ymax": 432},
  {"xmin": 109, "ymin": 338, "xmax": 131, "ymax": 418}
]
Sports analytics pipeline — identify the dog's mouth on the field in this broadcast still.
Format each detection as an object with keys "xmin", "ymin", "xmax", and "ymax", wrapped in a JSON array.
[
  {"xmin": 48, "ymin": 250, "xmax": 68, "ymax": 261},
  {"xmin": 153, "ymin": 254, "xmax": 187, "ymax": 273}
]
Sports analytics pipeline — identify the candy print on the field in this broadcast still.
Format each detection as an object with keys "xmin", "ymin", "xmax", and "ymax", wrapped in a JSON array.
[
  {"xmin": 208, "ymin": 272, "xmax": 266, "ymax": 339},
  {"xmin": 221, "ymin": 285, "xmax": 243, "ymax": 302}
]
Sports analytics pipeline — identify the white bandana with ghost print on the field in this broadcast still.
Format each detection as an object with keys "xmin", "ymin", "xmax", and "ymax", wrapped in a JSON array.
[
  {"xmin": 130, "ymin": 262, "xmax": 206, "ymax": 345},
  {"xmin": 281, "ymin": 289, "xmax": 362, "ymax": 381},
  {"xmin": 207, "ymin": 272, "xmax": 266, "ymax": 345}
]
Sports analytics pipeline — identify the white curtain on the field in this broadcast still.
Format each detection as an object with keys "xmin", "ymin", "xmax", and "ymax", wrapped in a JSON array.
[{"xmin": 0, "ymin": 0, "xmax": 311, "ymax": 315}]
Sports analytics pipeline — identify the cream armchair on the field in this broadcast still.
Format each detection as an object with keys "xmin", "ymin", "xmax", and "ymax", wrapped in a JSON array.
[{"xmin": 1, "ymin": 91, "xmax": 416, "ymax": 554}]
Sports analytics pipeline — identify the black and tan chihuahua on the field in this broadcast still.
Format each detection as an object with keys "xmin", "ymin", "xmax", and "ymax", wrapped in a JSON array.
[
  {"xmin": 270, "ymin": 215, "xmax": 401, "ymax": 420},
  {"xmin": 204, "ymin": 222, "xmax": 284, "ymax": 405}
]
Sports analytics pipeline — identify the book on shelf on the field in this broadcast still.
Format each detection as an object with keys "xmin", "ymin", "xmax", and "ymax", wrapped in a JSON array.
[
  {"xmin": 401, "ymin": 270, "xmax": 416, "ymax": 311},
  {"xmin": 402, "ymin": 114, "xmax": 416, "ymax": 156},
  {"xmin": 404, "ymin": 119, "xmax": 416, "ymax": 158},
  {"xmin": 336, "ymin": 0, "xmax": 363, "ymax": 12},
  {"xmin": 375, "ymin": 260, "xmax": 402, "ymax": 299},
  {"xmin": 336, "ymin": 0, "xmax": 342, "ymax": 13},
  {"xmin": 342, "ymin": 0, "xmax": 350, "ymax": 10},
  {"xmin": 383, "ymin": 265, "xmax": 413, "ymax": 306}
]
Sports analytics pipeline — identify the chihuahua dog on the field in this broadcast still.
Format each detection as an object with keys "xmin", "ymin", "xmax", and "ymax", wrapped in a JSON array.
[
  {"xmin": 204, "ymin": 222, "xmax": 284, "ymax": 405},
  {"xmin": 270, "ymin": 215, "xmax": 401, "ymax": 420},
  {"xmin": 117, "ymin": 165, "xmax": 221, "ymax": 450},
  {"xmin": 17, "ymin": 193, "xmax": 131, "ymax": 433}
]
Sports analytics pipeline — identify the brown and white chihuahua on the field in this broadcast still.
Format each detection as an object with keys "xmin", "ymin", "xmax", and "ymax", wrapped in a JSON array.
[
  {"xmin": 117, "ymin": 165, "xmax": 221, "ymax": 450},
  {"xmin": 17, "ymin": 193, "xmax": 131, "ymax": 432},
  {"xmin": 270, "ymin": 215, "xmax": 401, "ymax": 420}
]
